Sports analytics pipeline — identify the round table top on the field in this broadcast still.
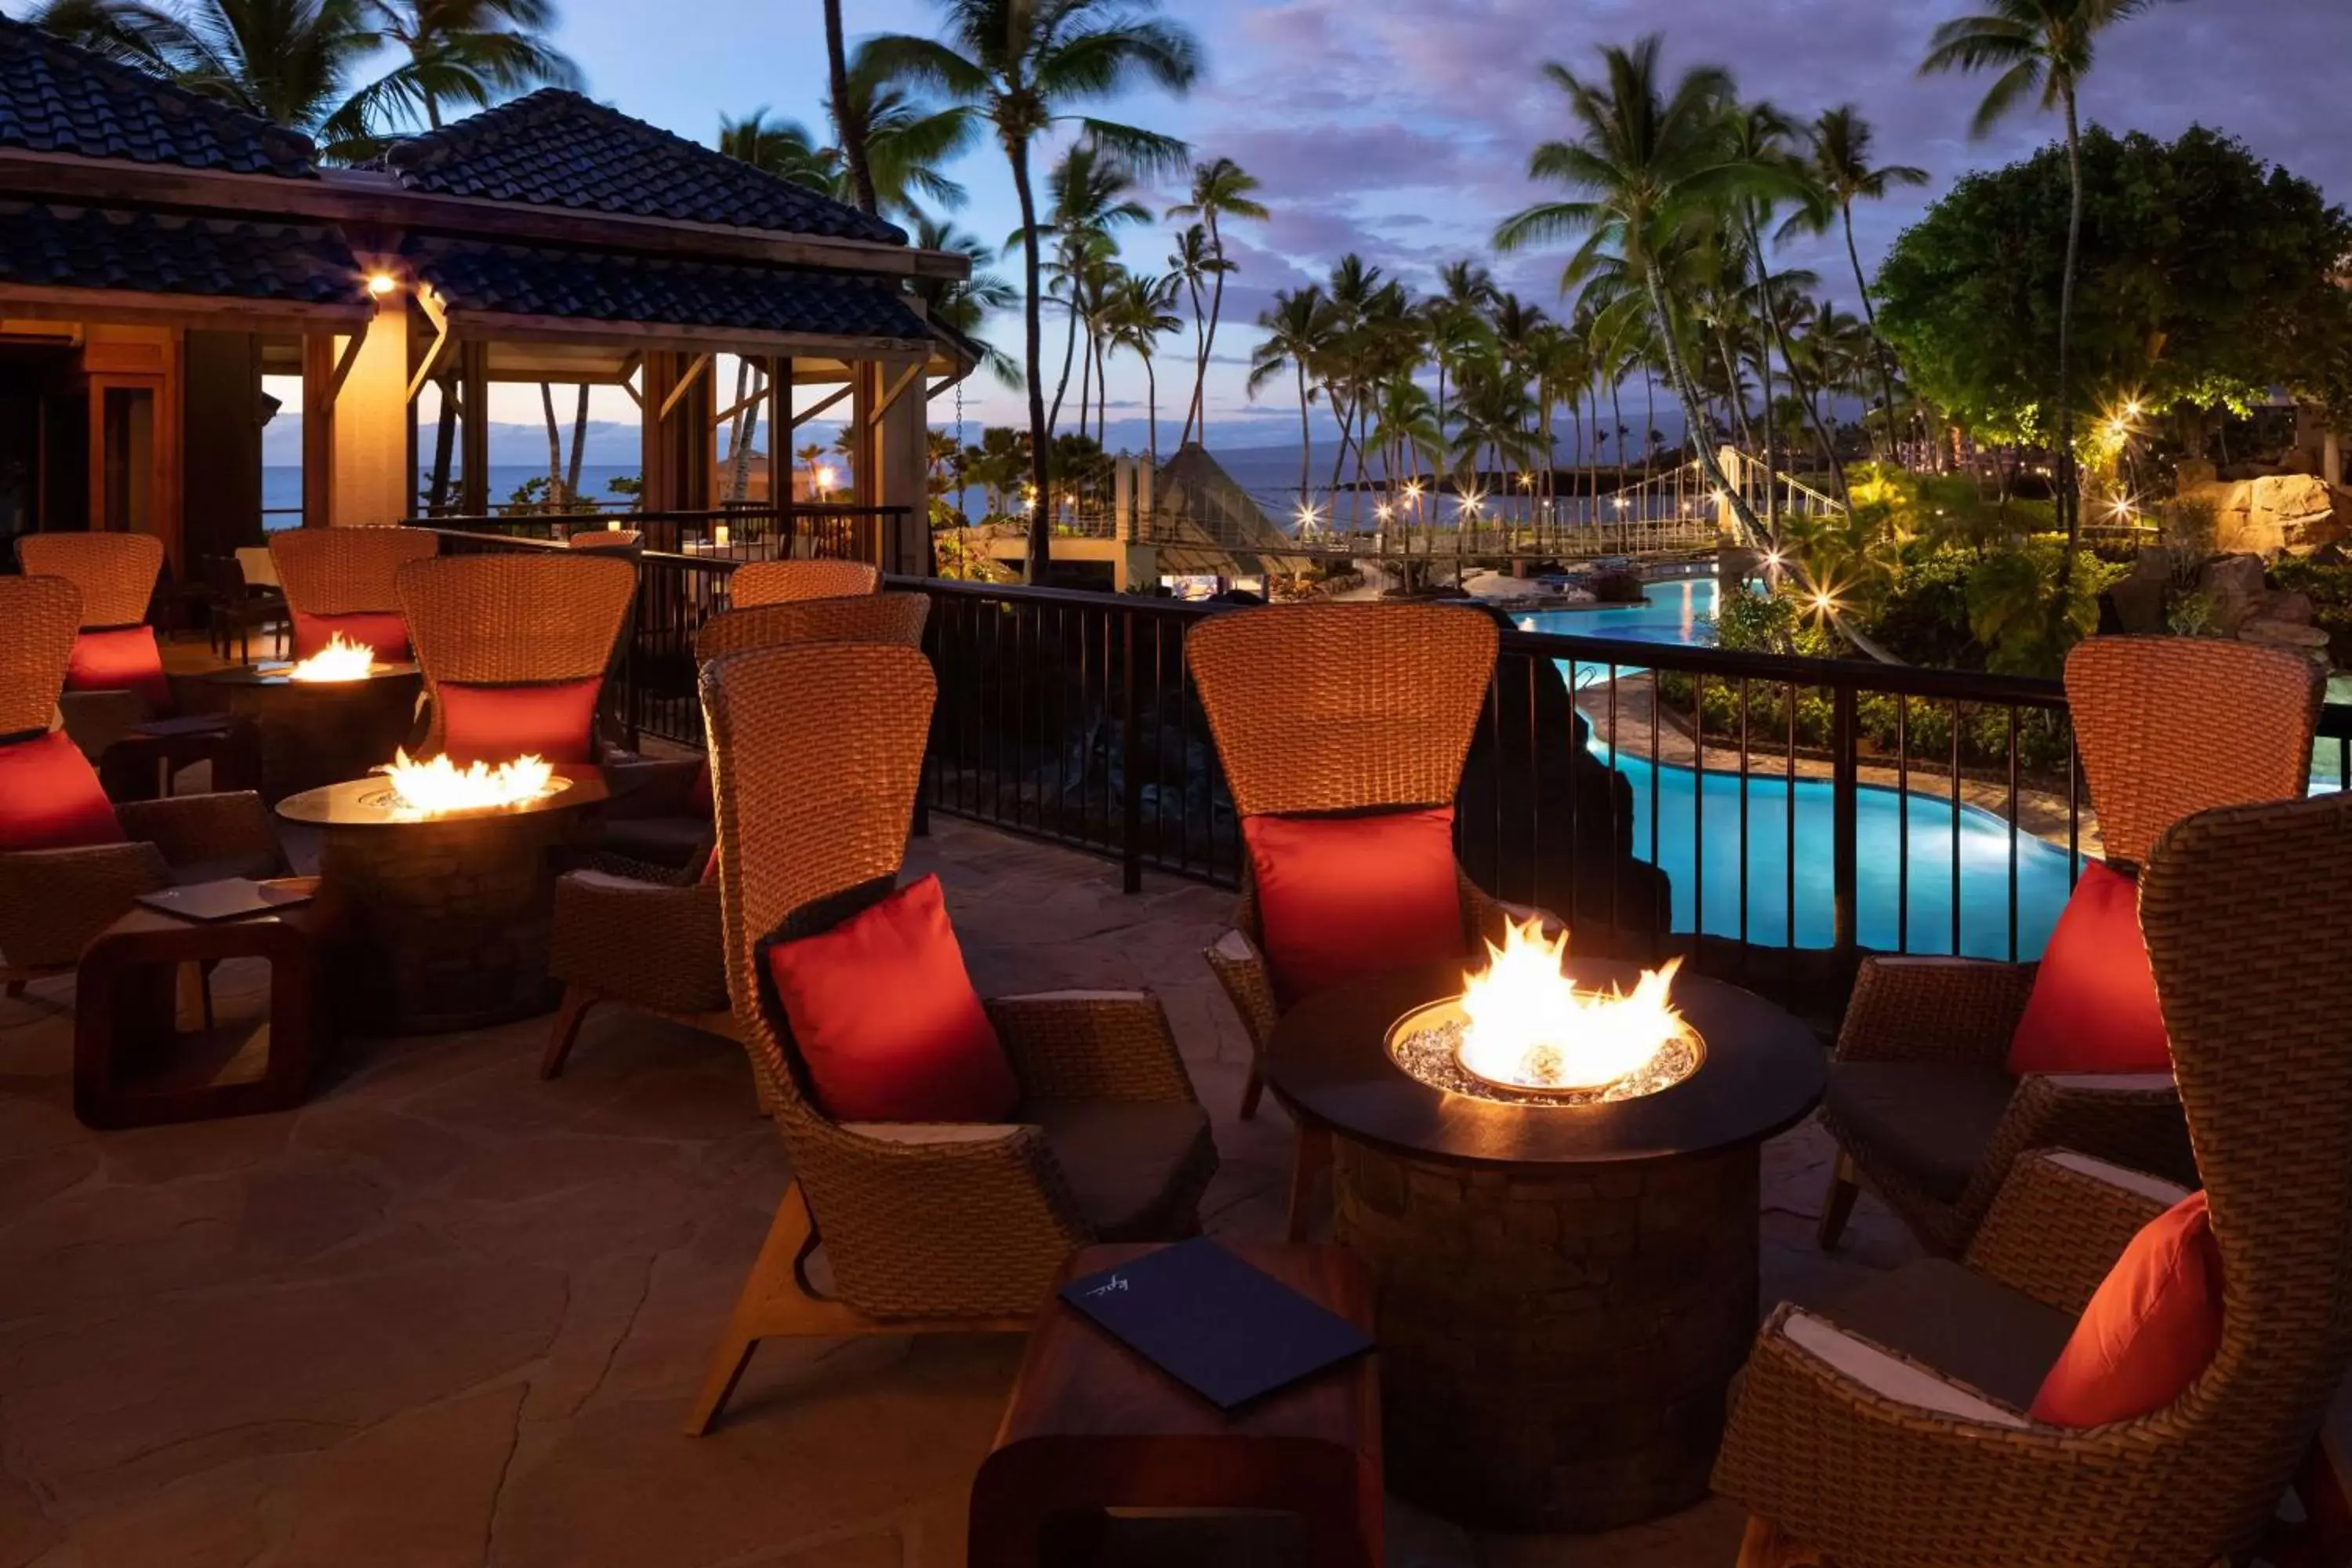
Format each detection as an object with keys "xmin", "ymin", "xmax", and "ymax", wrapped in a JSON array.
[
  {"xmin": 205, "ymin": 661, "xmax": 420, "ymax": 688},
  {"xmin": 1264, "ymin": 959, "xmax": 1826, "ymax": 1170},
  {"xmin": 274, "ymin": 761, "xmax": 620, "ymax": 827}
]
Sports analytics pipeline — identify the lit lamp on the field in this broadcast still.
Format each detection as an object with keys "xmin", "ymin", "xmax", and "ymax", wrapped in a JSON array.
[
  {"xmin": 365, "ymin": 272, "xmax": 397, "ymax": 298},
  {"xmin": 607, "ymin": 518, "xmax": 621, "ymax": 532},
  {"xmin": 714, "ymin": 523, "xmax": 731, "ymax": 547}
]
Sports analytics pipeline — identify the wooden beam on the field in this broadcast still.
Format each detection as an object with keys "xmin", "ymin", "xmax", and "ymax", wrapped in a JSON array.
[
  {"xmin": 326, "ymin": 319, "xmax": 369, "ymax": 404},
  {"xmin": 789, "ymin": 384, "xmax": 852, "ymax": 430},
  {"xmin": 711, "ymin": 385, "xmax": 765, "ymax": 428},
  {"xmin": 0, "ymin": 149, "xmax": 971, "ymax": 281},
  {"xmin": 404, "ymin": 287, "xmax": 452, "ymax": 402},
  {"xmin": 657, "ymin": 352, "xmax": 711, "ymax": 423},
  {"xmin": 0, "ymin": 283, "xmax": 368, "ymax": 332},
  {"xmin": 618, "ymin": 373, "xmax": 642, "ymax": 408},
  {"xmin": 438, "ymin": 309, "xmax": 929, "ymax": 361},
  {"xmin": 866, "ymin": 360, "xmax": 925, "ymax": 427}
]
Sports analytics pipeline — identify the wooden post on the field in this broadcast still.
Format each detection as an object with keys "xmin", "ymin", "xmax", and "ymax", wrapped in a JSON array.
[
  {"xmin": 301, "ymin": 331, "xmax": 336, "ymax": 528},
  {"xmin": 459, "ymin": 339, "xmax": 490, "ymax": 517},
  {"xmin": 764, "ymin": 356, "xmax": 789, "ymax": 508}
]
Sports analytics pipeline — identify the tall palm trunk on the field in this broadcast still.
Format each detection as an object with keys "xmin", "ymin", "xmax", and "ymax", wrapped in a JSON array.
[
  {"xmin": 428, "ymin": 373, "xmax": 458, "ymax": 515},
  {"xmin": 539, "ymin": 383, "xmax": 563, "ymax": 509},
  {"xmin": 1010, "ymin": 137, "xmax": 1051, "ymax": 583},
  {"xmin": 822, "ymin": 0, "xmax": 878, "ymax": 216},
  {"xmin": 1193, "ymin": 212, "xmax": 1229, "ymax": 449},
  {"xmin": 1842, "ymin": 198, "xmax": 1903, "ymax": 464},
  {"xmin": 2055, "ymin": 89, "xmax": 2085, "ymax": 591},
  {"xmin": 1047, "ymin": 285, "xmax": 1080, "ymax": 438},
  {"xmin": 568, "ymin": 383, "xmax": 590, "ymax": 504},
  {"xmin": 1643, "ymin": 278, "xmax": 1759, "ymax": 549},
  {"xmin": 1178, "ymin": 273, "xmax": 1205, "ymax": 448},
  {"xmin": 1747, "ymin": 215, "xmax": 1851, "ymax": 510},
  {"xmin": 1294, "ymin": 361, "xmax": 1312, "ymax": 510},
  {"xmin": 1142, "ymin": 355, "xmax": 1159, "ymax": 465},
  {"xmin": 1715, "ymin": 332, "xmax": 1757, "ymax": 455}
]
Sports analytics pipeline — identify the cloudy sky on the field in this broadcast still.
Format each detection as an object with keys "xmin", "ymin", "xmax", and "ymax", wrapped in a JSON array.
[{"xmin": 413, "ymin": 0, "xmax": 2352, "ymax": 455}]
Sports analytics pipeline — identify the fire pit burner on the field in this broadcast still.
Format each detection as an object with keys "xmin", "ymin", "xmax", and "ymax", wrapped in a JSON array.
[{"xmin": 1266, "ymin": 957, "xmax": 1824, "ymax": 1534}]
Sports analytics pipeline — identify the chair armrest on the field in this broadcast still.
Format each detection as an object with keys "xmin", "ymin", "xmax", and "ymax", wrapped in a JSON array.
[
  {"xmin": 1955, "ymin": 1074, "xmax": 2191, "ymax": 1250},
  {"xmin": 601, "ymin": 755, "xmax": 706, "ymax": 818},
  {"xmin": 550, "ymin": 870, "xmax": 727, "ymax": 1013},
  {"xmin": 986, "ymin": 990, "xmax": 1200, "ymax": 1104},
  {"xmin": 1835, "ymin": 955, "xmax": 2037, "ymax": 1066},
  {"xmin": 1965, "ymin": 1149, "xmax": 2188, "ymax": 1316},
  {"xmin": 0, "ymin": 840, "xmax": 172, "ymax": 968},
  {"xmin": 1203, "ymin": 927, "xmax": 1281, "ymax": 1056},
  {"xmin": 114, "ymin": 792, "xmax": 284, "ymax": 873}
]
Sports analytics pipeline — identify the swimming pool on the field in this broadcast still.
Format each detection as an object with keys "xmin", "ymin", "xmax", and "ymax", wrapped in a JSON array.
[
  {"xmin": 1599, "ymin": 745, "xmax": 2076, "ymax": 960},
  {"xmin": 1519, "ymin": 575, "xmax": 1724, "ymax": 648}
]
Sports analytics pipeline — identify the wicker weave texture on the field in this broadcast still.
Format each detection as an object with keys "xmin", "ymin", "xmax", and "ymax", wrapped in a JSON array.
[
  {"xmin": 728, "ymin": 560, "xmax": 878, "ymax": 608},
  {"xmin": 695, "ymin": 593, "xmax": 927, "ymax": 662},
  {"xmin": 0, "ymin": 575, "xmax": 82, "ymax": 735},
  {"xmin": 398, "ymin": 554, "xmax": 634, "ymax": 753},
  {"xmin": 270, "ymin": 527, "xmax": 438, "ymax": 616},
  {"xmin": 2067, "ymin": 634, "xmax": 2321, "ymax": 866},
  {"xmin": 16, "ymin": 533, "xmax": 160, "ymax": 628},
  {"xmin": 1717, "ymin": 789, "xmax": 2352, "ymax": 1567},
  {"xmin": 566, "ymin": 530, "xmax": 641, "ymax": 550},
  {"xmin": 1186, "ymin": 603, "xmax": 1499, "ymax": 815}
]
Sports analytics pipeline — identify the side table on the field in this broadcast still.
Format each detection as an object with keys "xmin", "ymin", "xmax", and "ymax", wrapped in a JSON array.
[
  {"xmin": 74, "ymin": 881, "xmax": 327, "ymax": 1129},
  {"xmin": 968, "ymin": 1242, "xmax": 1381, "ymax": 1568}
]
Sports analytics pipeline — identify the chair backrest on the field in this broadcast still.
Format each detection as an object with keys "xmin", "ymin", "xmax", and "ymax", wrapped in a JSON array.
[
  {"xmin": 729, "ymin": 560, "xmax": 879, "ymax": 608},
  {"xmin": 0, "ymin": 575, "xmax": 82, "ymax": 735},
  {"xmin": 397, "ymin": 553, "xmax": 636, "ymax": 751},
  {"xmin": 1186, "ymin": 602, "xmax": 1499, "ymax": 815},
  {"xmin": 16, "ymin": 533, "xmax": 160, "ymax": 629},
  {"xmin": 567, "ymin": 529, "xmax": 641, "ymax": 550},
  {"xmin": 270, "ymin": 526, "xmax": 438, "ymax": 616},
  {"xmin": 693, "ymin": 591, "xmax": 928, "ymax": 663},
  {"xmin": 704, "ymin": 642, "xmax": 936, "ymax": 1130},
  {"xmin": 2066, "ymin": 636, "xmax": 2321, "ymax": 866},
  {"xmin": 2136, "ymin": 789, "xmax": 2352, "ymax": 1545}
]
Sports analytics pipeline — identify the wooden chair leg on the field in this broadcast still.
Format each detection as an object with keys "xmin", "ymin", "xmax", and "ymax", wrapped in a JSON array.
[
  {"xmin": 1735, "ymin": 1517, "xmax": 1820, "ymax": 1567},
  {"xmin": 1287, "ymin": 1124, "xmax": 1334, "ymax": 1243},
  {"xmin": 1818, "ymin": 1151, "xmax": 1861, "ymax": 1251},
  {"xmin": 1239, "ymin": 1062, "xmax": 1265, "ymax": 1121},
  {"xmin": 539, "ymin": 984, "xmax": 597, "ymax": 1080}
]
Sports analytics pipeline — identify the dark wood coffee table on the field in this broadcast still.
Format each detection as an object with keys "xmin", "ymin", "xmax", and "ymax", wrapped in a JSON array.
[
  {"xmin": 74, "ymin": 880, "xmax": 327, "ymax": 1129},
  {"xmin": 969, "ymin": 1243, "xmax": 1381, "ymax": 1568}
]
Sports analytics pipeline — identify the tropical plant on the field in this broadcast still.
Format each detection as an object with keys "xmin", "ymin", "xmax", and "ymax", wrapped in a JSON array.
[
  {"xmin": 1784, "ymin": 107, "xmax": 1926, "ymax": 459},
  {"xmin": 864, "ymin": 0, "xmax": 1201, "ymax": 583},
  {"xmin": 821, "ymin": 0, "xmax": 873, "ymax": 213},
  {"xmin": 1921, "ymin": 0, "xmax": 2155, "ymax": 578},
  {"xmin": 1247, "ymin": 286, "xmax": 1332, "ymax": 510},
  {"xmin": 1166, "ymin": 155, "xmax": 1267, "ymax": 449},
  {"xmin": 1105, "ymin": 270, "xmax": 1183, "ymax": 460},
  {"xmin": 908, "ymin": 214, "xmax": 1020, "ymax": 387}
]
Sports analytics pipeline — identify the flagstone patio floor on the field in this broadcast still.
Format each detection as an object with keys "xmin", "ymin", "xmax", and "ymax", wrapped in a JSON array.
[{"xmin": 0, "ymin": 816, "xmax": 1922, "ymax": 1568}]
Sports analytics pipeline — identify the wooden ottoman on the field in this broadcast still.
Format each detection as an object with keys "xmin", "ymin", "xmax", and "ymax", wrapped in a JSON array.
[
  {"xmin": 74, "ymin": 884, "xmax": 326, "ymax": 1129},
  {"xmin": 968, "ymin": 1243, "xmax": 1381, "ymax": 1568}
]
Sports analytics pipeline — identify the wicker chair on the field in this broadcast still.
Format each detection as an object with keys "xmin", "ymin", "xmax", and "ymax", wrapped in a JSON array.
[
  {"xmin": 1189, "ymin": 602, "xmax": 1530, "ymax": 1240},
  {"xmin": 0, "ymin": 575, "xmax": 284, "ymax": 996},
  {"xmin": 686, "ymin": 641, "xmax": 1216, "ymax": 1434},
  {"xmin": 728, "ymin": 559, "xmax": 878, "ymax": 608},
  {"xmin": 16, "ymin": 532, "xmax": 168, "ymax": 757},
  {"xmin": 1718, "ymin": 789, "xmax": 2352, "ymax": 1568},
  {"xmin": 1817, "ymin": 636, "xmax": 2322, "ymax": 1258},
  {"xmin": 540, "ymin": 592, "xmax": 934, "ymax": 1082},
  {"xmin": 394, "ymin": 552, "xmax": 636, "ymax": 758},
  {"xmin": 566, "ymin": 528, "xmax": 641, "ymax": 550},
  {"xmin": 269, "ymin": 526, "xmax": 438, "ymax": 659}
]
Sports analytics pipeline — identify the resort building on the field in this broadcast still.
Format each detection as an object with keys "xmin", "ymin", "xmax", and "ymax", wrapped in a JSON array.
[{"xmin": 0, "ymin": 16, "xmax": 971, "ymax": 579}]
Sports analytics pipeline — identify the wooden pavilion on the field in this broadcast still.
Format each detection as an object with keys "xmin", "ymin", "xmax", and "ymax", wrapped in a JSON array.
[{"xmin": 0, "ymin": 18, "xmax": 974, "ymax": 581}]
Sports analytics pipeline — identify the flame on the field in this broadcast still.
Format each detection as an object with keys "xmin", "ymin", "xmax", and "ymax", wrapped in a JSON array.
[
  {"xmin": 1455, "ymin": 916, "xmax": 1691, "ymax": 1093},
  {"xmin": 286, "ymin": 633, "xmax": 375, "ymax": 683},
  {"xmin": 374, "ymin": 749, "xmax": 556, "ymax": 815}
]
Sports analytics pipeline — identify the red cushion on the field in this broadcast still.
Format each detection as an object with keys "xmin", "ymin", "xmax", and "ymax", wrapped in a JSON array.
[
  {"xmin": 762, "ymin": 873, "xmax": 1019, "ymax": 1123},
  {"xmin": 65, "ymin": 626, "xmax": 172, "ymax": 713},
  {"xmin": 0, "ymin": 729, "xmax": 126, "ymax": 851},
  {"xmin": 292, "ymin": 609, "xmax": 410, "ymax": 663},
  {"xmin": 2031, "ymin": 1190, "xmax": 2222, "ymax": 1426},
  {"xmin": 436, "ymin": 678, "xmax": 601, "ymax": 765},
  {"xmin": 2008, "ymin": 861, "xmax": 2171, "ymax": 1074},
  {"xmin": 1243, "ymin": 806, "xmax": 1467, "ymax": 1007}
]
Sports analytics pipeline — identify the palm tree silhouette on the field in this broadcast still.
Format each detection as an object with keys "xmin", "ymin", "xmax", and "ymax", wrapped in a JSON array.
[{"xmin": 1166, "ymin": 157, "xmax": 1267, "ymax": 450}]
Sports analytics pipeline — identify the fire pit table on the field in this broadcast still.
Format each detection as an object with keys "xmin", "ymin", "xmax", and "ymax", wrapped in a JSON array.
[
  {"xmin": 276, "ymin": 763, "xmax": 622, "ymax": 1036},
  {"xmin": 203, "ymin": 659, "xmax": 422, "ymax": 804},
  {"xmin": 1264, "ymin": 954, "xmax": 1824, "ymax": 1534}
]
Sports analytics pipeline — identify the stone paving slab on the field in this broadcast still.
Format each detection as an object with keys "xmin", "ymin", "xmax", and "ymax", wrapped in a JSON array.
[{"xmin": 0, "ymin": 817, "xmax": 1917, "ymax": 1568}]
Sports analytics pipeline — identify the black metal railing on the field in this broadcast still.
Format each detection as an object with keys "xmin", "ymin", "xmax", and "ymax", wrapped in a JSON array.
[
  {"xmin": 405, "ymin": 505, "xmax": 899, "ymax": 565},
  {"xmin": 423, "ymin": 529, "xmax": 2352, "ymax": 1009}
]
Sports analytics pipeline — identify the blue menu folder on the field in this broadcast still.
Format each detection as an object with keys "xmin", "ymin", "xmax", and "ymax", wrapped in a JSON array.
[{"xmin": 1058, "ymin": 1239, "xmax": 1374, "ymax": 1411}]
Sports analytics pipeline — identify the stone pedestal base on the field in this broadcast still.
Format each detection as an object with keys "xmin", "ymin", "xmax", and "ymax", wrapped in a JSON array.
[
  {"xmin": 314, "ymin": 808, "xmax": 591, "ymax": 1036},
  {"xmin": 1331, "ymin": 1137, "xmax": 1760, "ymax": 1532},
  {"xmin": 215, "ymin": 673, "xmax": 421, "ymax": 804}
]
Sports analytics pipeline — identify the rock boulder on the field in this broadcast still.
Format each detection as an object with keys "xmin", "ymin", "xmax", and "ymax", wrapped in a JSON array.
[{"xmin": 2183, "ymin": 475, "xmax": 2350, "ymax": 557}]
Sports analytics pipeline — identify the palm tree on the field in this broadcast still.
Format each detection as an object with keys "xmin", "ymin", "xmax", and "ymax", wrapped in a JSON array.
[
  {"xmin": 909, "ymin": 215, "xmax": 1020, "ymax": 387},
  {"xmin": 1165, "ymin": 223, "xmax": 1218, "ymax": 442},
  {"xmin": 1105, "ymin": 272, "xmax": 1183, "ymax": 462},
  {"xmin": 821, "ymin": 0, "xmax": 876, "ymax": 214},
  {"xmin": 864, "ymin": 0, "xmax": 1202, "ymax": 583},
  {"xmin": 1496, "ymin": 34, "xmax": 1786, "ymax": 549},
  {"xmin": 365, "ymin": 0, "xmax": 578, "ymax": 129},
  {"xmin": 1167, "ymin": 156, "xmax": 1267, "ymax": 450},
  {"xmin": 723, "ymin": 62, "xmax": 976, "ymax": 221},
  {"xmin": 1247, "ymin": 287, "xmax": 1332, "ymax": 510},
  {"xmin": 1022, "ymin": 144, "xmax": 1150, "ymax": 439},
  {"xmin": 1922, "ymin": 0, "xmax": 2154, "ymax": 575},
  {"xmin": 717, "ymin": 111, "xmax": 839, "ymax": 191},
  {"xmin": 1789, "ymin": 107, "xmax": 1926, "ymax": 461}
]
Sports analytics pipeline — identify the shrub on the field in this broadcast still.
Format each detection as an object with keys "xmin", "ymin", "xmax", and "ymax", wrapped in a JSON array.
[{"xmin": 1588, "ymin": 568, "xmax": 1646, "ymax": 604}]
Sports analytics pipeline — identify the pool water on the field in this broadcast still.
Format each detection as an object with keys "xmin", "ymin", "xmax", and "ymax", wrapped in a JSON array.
[
  {"xmin": 1519, "ymin": 576, "xmax": 1723, "ymax": 648},
  {"xmin": 1599, "ymin": 746, "xmax": 2074, "ymax": 959}
]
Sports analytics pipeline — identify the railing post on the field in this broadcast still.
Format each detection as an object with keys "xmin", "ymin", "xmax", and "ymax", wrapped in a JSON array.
[
  {"xmin": 1120, "ymin": 605, "xmax": 1142, "ymax": 895},
  {"xmin": 1831, "ymin": 681, "xmax": 1859, "ymax": 956}
]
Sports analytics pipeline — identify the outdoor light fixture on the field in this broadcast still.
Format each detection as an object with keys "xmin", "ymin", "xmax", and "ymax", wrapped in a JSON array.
[
  {"xmin": 1403, "ymin": 480, "xmax": 1423, "ymax": 499},
  {"xmin": 713, "ymin": 523, "xmax": 731, "ymax": 547},
  {"xmin": 815, "ymin": 465, "xmax": 837, "ymax": 491},
  {"xmin": 366, "ymin": 273, "xmax": 397, "ymax": 298}
]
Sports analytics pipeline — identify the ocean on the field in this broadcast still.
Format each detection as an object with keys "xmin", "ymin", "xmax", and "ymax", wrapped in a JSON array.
[{"xmin": 262, "ymin": 465, "xmax": 644, "ymax": 524}]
